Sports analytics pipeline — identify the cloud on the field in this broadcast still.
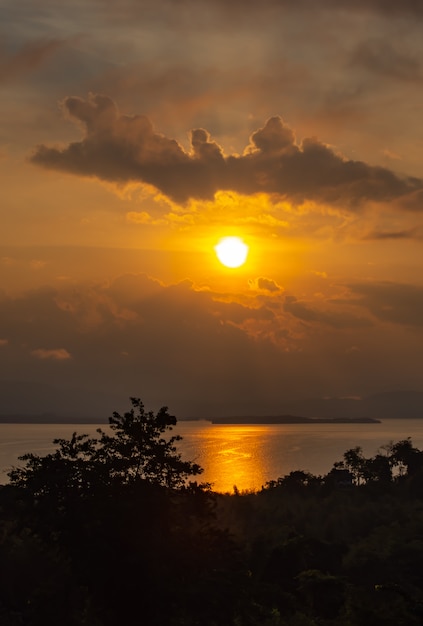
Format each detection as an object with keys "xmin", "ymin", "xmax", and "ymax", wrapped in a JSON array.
[
  {"xmin": 0, "ymin": 276, "xmax": 285, "ymax": 414},
  {"xmin": 349, "ymin": 281, "xmax": 423, "ymax": 327},
  {"xmin": 0, "ymin": 39, "xmax": 65, "ymax": 84},
  {"xmin": 394, "ymin": 189, "xmax": 423, "ymax": 212},
  {"xmin": 31, "ymin": 348, "xmax": 71, "ymax": 360},
  {"xmin": 100, "ymin": 0, "xmax": 423, "ymax": 20},
  {"xmin": 312, "ymin": 0, "xmax": 423, "ymax": 16},
  {"xmin": 249, "ymin": 277, "xmax": 283, "ymax": 292},
  {"xmin": 324, "ymin": 0, "xmax": 423, "ymax": 15},
  {"xmin": 30, "ymin": 94, "xmax": 423, "ymax": 209},
  {"xmin": 284, "ymin": 295, "xmax": 371, "ymax": 329},
  {"xmin": 350, "ymin": 39, "xmax": 422, "ymax": 82},
  {"xmin": 1, "ymin": 273, "xmax": 423, "ymax": 415},
  {"xmin": 126, "ymin": 211, "xmax": 165, "ymax": 225},
  {"xmin": 30, "ymin": 259, "xmax": 48, "ymax": 270},
  {"xmin": 92, "ymin": 60, "xmax": 307, "ymax": 134},
  {"xmin": 363, "ymin": 228, "xmax": 420, "ymax": 240}
]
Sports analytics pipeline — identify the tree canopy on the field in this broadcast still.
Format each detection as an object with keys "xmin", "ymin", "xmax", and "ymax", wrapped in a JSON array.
[
  {"xmin": 8, "ymin": 397, "xmax": 203, "ymax": 498},
  {"xmin": 4, "ymin": 405, "xmax": 423, "ymax": 625}
]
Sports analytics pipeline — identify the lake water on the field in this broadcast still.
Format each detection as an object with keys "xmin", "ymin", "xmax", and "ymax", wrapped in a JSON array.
[{"xmin": 1, "ymin": 419, "xmax": 423, "ymax": 493}]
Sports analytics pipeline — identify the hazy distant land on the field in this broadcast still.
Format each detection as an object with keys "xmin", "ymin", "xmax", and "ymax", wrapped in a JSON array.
[
  {"xmin": 1, "ymin": 382, "xmax": 423, "ymax": 422},
  {"xmin": 210, "ymin": 416, "xmax": 381, "ymax": 424},
  {"xmin": 0, "ymin": 388, "xmax": 423, "ymax": 424},
  {"xmin": 0, "ymin": 414, "xmax": 380, "ymax": 425}
]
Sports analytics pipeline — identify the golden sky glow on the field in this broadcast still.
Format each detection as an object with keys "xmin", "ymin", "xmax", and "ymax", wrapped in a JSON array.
[{"xmin": 1, "ymin": 0, "xmax": 423, "ymax": 418}]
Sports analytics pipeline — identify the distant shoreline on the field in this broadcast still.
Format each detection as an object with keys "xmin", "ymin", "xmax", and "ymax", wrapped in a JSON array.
[
  {"xmin": 209, "ymin": 416, "xmax": 381, "ymax": 425},
  {"xmin": 0, "ymin": 415, "xmax": 382, "ymax": 425}
]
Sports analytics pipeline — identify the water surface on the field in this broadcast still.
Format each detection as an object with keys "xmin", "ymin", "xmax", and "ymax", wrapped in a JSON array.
[{"xmin": 1, "ymin": 419, "xmax": 423, "ymax": 492}]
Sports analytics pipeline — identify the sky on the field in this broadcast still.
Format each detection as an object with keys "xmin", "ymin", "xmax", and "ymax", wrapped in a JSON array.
[{"xmin": 1, "ymin": 0, "xmax": 423, "ymax": 418}]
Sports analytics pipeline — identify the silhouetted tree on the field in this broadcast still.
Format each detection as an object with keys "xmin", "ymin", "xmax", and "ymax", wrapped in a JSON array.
[
  {"xmin": 7, "ymin": 424, "xmax": 423, "ymax": 625},
  {"xmin": 365, "ymin": 453, "xmax": 392, "ymax": 484},
  {"xmin": 335, "ymin": 446, "xmax": 367, "ymax": 485},
  {"xmin": 96, "ymin": 396, "xmax": 203, "ymax": 488},
  {"xmin": 9, "ymin": 397, "xmax": 203, "ymax": 498},
  {"xmin": 389, "ymin": 438, "xmax": 423, "ymax": 478},
  {"xmin": 264, "ymin": 470, "xmax": 321, "ymax": 492}
]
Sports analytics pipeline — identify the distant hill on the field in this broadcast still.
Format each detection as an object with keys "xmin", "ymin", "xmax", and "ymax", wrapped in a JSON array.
[
  {"xmin": 210, "ymin": 416, "xmax": 380, "ymax": 424},
  {"xmin": 1, "ymin": 379, "xmax": 423, "ymax": 422},
  {"xmin": 293, "ymin": 391, "xmax": 423, "ymax": 420},
  {"xmin": 188, "ymin": 392, "xmax": 423, "ymax": 422}
]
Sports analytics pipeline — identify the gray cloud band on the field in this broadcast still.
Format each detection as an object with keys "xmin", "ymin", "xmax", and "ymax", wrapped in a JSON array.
[{"xmin": 30, "ymin": 94, "xmax": 423, "ymax": 209}]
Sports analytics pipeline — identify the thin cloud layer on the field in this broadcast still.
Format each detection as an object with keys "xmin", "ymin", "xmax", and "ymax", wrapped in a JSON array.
[
  {"xmin": 30, "ymin": 94, "xmax": 423, "ymax": 208},
  {"xmin": 364, "ymin": 228, "xmax": 420, "ymax": 241},
  {"xmin": 0, "ymin": 39, "xmax": 65, "ymax": 84},
  {"xmin": 349, "ymin": 281, "xmax": 423, "ymax": 327},
  {"xmin": 350, "ymin": 39, "xmax": 422, "ymax": 82},
  {"xmin": 100, "ymin": 0, "xmax": 423, "ymax": 19},
  {"xmin": 284, "ymin": 295, "xmax": 371, "ymax": 329}
]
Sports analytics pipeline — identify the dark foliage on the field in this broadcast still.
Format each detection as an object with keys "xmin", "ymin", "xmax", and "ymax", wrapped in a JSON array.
[{"xmin": 2, "ymin": 402, "xmax": 423, "ymax": 625}]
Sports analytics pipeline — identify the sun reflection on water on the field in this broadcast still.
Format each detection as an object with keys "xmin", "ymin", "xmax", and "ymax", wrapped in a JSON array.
[{"xmin": 179, "ymin": 424, "xmax": 269, "ymax": 493}]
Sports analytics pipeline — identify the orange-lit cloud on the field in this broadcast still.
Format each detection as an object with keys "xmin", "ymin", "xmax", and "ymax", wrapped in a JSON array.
[
  {"xmin": 31, "ymin": 348, "xmax": 71, "ymax": 360},
  {"xmin": 0, "ymin": 271, "xmax": 423, "ymax": 416},
  {"xmin": 126, "ymin": 211, "xmax": 166, "ymax": 226},
  {"xmin": 30, "ymin": 94, "xmax": 423, "ymax": 209},
  {"xmin": 249, "ymin": 277, "xmax": 283, "ymax": 293}
]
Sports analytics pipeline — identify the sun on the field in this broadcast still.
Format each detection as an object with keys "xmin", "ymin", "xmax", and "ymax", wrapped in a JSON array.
[{"xmin": 215, "ymin": 236, "xmax": 249, "ymax": 268}]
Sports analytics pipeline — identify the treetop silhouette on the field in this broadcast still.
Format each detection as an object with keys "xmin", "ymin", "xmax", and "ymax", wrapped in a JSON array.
[{"xmin": 9, "ymin": 397, "xmax": 203, "ymax": 497}]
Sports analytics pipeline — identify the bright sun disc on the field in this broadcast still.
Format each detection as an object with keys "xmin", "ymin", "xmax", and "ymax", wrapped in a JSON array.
[{"xmin": 215, "ymin": 237, "xmax": 249, "ymax": 268}]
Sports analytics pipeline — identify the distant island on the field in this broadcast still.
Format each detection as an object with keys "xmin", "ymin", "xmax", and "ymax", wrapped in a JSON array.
[{"xmin": 210, "ymin": 416, "xmax": 381, "ymax": 424}]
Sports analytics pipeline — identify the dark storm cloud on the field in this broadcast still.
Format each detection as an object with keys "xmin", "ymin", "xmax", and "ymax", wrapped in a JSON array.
[
  {"xmin": 30, "ymin": 94, "xmax": 423, "ymax": 208},
  {"xmin": 284, "ymin": 295, "xmax": 371, "ymax": 329},
  {"xmin": 349, "ymin": 281, "xmax": 423, "ymax": 327},
  {"xmin": 0, "ymin": 39, "xmax": 65, "ymax": 84}
]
